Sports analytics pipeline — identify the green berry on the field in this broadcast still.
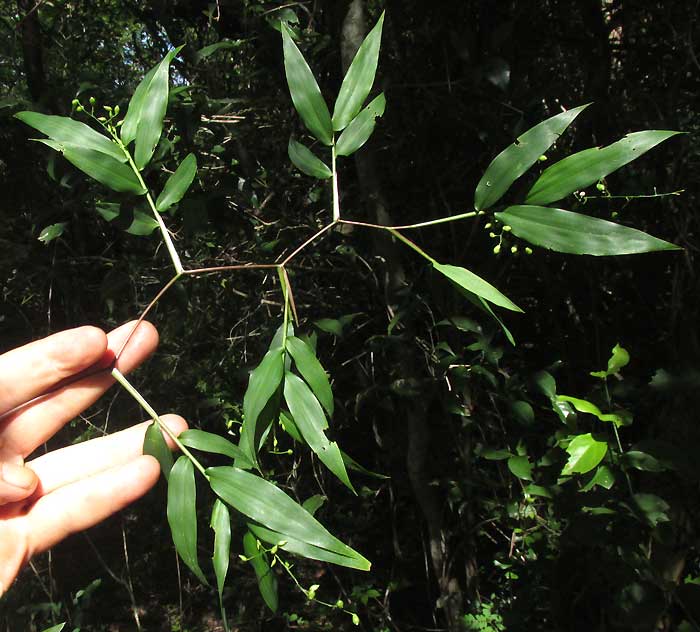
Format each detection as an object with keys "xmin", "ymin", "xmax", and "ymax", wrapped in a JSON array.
[
  {"xmin": 596, "ymin": 182, "xmax": 605, "ymax": 192},
  {"xmin": 114, "ymin": 104, "xmax": 120, "ymax": 115},
  {"xmin": 525, "ymin": 247, "xmax": 533, "ymax": 255},
  {"xmin": 484, "ymin": 222, "xmax": 492, "ymax": 229},
  {"xmin": 493, "ymin": 244, "xmax": 501, "ymax": 255},
  {"xmin": 76, "ymin": 105, "xmax": 84, "ymax": 112},
  {"xmin": 538, "ymin": 154, "xmax": 547, "ymax": 162},
  {"xmin": 71, "ymin": 98, "xmax": 80, "ymax": 107},
  {"xmin": 335, "ymin": 600, "xmax": 344, "ymax": 608},
  {"xmin": 352, "ymin": 613, "xmax": 360, "ymax": 626},
  {"xmin": 511, "ymin": 245, "xmax": 518, "ymax": 254},
  {"xmin": 489, "ymin": 232, "xmax": 496, "ymax": 238},
  {"xmin": 503, "ymin": 225, "xmax": 512, "ymax": 232},
  {"xmin": 89, "ymin": 96, "xmax": 96, "ymax": 105}
]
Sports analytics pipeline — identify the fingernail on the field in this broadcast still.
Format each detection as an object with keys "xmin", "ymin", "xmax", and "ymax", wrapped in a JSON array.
[{"xmin": 2, "ymin": 463, "xmax": 36, "ymax": 489}]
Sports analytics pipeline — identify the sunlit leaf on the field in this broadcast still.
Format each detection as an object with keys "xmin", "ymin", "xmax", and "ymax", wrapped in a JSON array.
[
  {"xmin": 332, "ymin": 12, "xmax": 384, "ymax": 131},
  {"xmin": 15, "ymin": 111, "xmax": 126, "ymax": 162},
  {"xmin": 207, "ymin": 466, "xmax": 370, "ymax": 570},
  {"xmin": 241, "ymin": 348, "xmax": 284, "ymax": 464},
  {"xmin": 143, "ymin": 422, "xmax": 174, "ymax": 480},
  {"xmin": 474, "ymin": 104, "xmax": 589, "ymax": 211},
  {"xmin": 243, "ymin": 531, "xmax": 278, "ymax": 613},
  {"xmin": 281, "ymin": 23, "xmax": 333, "ymax": 146},
  {"xmin": 525, "ymin": 130, "xmax": 682, "ymax": 205},
  {"xmin": 335, "ymin": 93, "xmax": 385, "ymax": 157},
  {"xmin": 210, "ymin": 499, "xmax": 231, "ymax": 625},
  {"xmin": 591, "ymin": 343, "xmax": 630, "ymax": 378},
  {"xmin": 580, "ymin": 465, "xmax": 615, "ymax": 492},
  {"xmin": 34, "ymin": 139, "xmax": 145, "ymax": 194},
  {"xmin": 286, "ymin": 336, "xmax": 334, "ymax": 417},
  {"xmin": 38, "ymin": 222, "xmax": 67, "ymax": 245},
  {"xmin": 156, "ymin": 153, "xmax": 197, "ymax": 212},
  {"xmin": 557, "ymin": 395, "xmax": 624, "ymax": 426},
  {"xmin": 283, "ymin": 372, "xmax": 353, "ymax": 492},
  {"xmin": 167, "ymin": 456, "xmax": 208, "ymax": 584},
  {"xmin": 288, "ymin": 138, "xmax": 332, "ymax": 179},
  {"xmin": 179, "ymin": 429, "xmax": 253, "ymax": 468},
  {"xmin": 433, "ymin": 262, "xmax": 522, "ymax": 312},
  {"xmin": 561, "ymin": 433, "xmax": 608, "ymax": 475},
  {"xmin": 194, "ymin": 40, "xmax": 243, "ymax": 63},
  {"xmin": 302, "ymin": 494, "xmax": 326, "ymax": 516},
  {"xmin": 495, "ymin": 206, "xmax": 680, "ymax": 256}
]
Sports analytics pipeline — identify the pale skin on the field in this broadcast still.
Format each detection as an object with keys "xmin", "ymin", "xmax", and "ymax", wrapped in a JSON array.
[{"xmin": 0, "ymin": 321, "xmax": 187, "ymax": 596}]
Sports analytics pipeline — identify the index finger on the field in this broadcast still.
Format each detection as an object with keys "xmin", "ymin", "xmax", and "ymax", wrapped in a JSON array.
[{"xmin": 0, "ymin": 327, "xmax": 108, "ymax": 416}]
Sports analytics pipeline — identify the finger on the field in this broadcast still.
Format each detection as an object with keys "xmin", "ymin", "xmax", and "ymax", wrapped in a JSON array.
[
  {"xmin": 0, "ymin": 320, "xmax": 159, "ymax": 459},
  {"xmin": 0, "ymin": 326, "xmax": 107, "ymax": 416},
  {"xmin": 28, "ymin": 415, "xmax": 187, "ymax": 494},
  {"xmin": 0, "ymin": 462, "xmax": 39, "ymax": 505},
  {"xmin": 25, "ymin": 455, "xmax": 160, "ymax": 557}
]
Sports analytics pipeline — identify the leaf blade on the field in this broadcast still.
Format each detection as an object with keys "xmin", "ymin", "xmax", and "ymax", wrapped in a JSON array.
[
  {"xmin": 562, "ymin": 434, "xmax": 608, "ymax": 475},
  {"xmin": 433, "ymin": 262, "xmax": 522, "ymax": 312},
  {"xmin": 156, "ymin": 153, "xmax": 197, "ymax": 212},
  {"xmin": 332, "ymin": 12, "xmax": 385, "ymax": 131},
  {"xmin": 143, "ymin": 422, "xmax": 174, "ymax": 480},
  {"xmin": 495, "ymin": 206, "xmax": 680, "ymax": 256},
  {"xmin": 210, "ymin": 499, "xmax": 231, "ymax": 608},
  {"xmin": 474, "ymin": 104, "xmax": 590, "ymax": 211},
  {"xmin": 281, "ymin": 23, "xmax": 333, "ymax": 146},
  {"xmin": 525, "ymin": 130, "xmax": 682, "ymax": 205},
  {"xmin": 287, "ymin": 138, "xmax": 332, "ymax": 179},
  {"xmin": 179, "ymin": 429, "xmax": 253, "ymax": 468},
  {"xmin": 285, "ymin": 336, "xmax": 334, "ymax": 417},
  {"xmin": 335, "ymin": 93, "xmax": 386, "ymax": 157},
  {"xmin": 243, "ymin": 531, "xmax": 278, "ymax": 613}
]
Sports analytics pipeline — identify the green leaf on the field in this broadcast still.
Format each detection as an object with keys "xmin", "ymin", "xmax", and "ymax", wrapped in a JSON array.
[
  {"xmin": 580, "ymin": 465, "xmax": 615, "ymax": 492},
  {"xmin": 194, "ymin": 40, "xmax": 243, "ymax": 63},
  {"xmin": 155, "ymin": 153, "xmax": 197, "ymax": 212},
  {"xmin": 241, "ymin": 348, "xmax": 285, "ymax": 464},
  {"xmin": 302, "ymin": 494, "xmax": 327, "ymax": 516},
  {"xmin": 243, "ymin": 531, "xmax": 278, "ymax": 613},
  {"xmin": 507, "ymin": 455, "xmax": 533, "ymax": 480},
  {"xmin": 125, "ymin": 209, "xmax": 159, "ymax": 236},
  {"xmin": 167, "ymin": 456, "xmax": 208, "ymax": 584},
  {"xmin": 208, "ymin": 466, "xmax": 370, "ymax": 570},
  {"xmin": 525, "ymin": 130, "xmax": 682, "ymax": 205},
  {"xmin": 15, "ymin": 111, "xmax": 127, "ymax": 163},
  {"xmin": 38, "ymin": 222, "xmax": 67, "ymax": 245},
  {"xmin": 341, "ymin": 450, "xmax": 389, "ymax": 480},
  {"xmin": 335, "ymin": 93, "xmax": 386, "ymax": 157},
  {"xmin": 622, "ymin": 451, "xmax": 666, "ymax": 472},
  {"xmin": 248, "ymin": 523, "xmax": 370, "ymax": 571},
  {"xmin": 121, "ymin": 47, "xmax": 182, "ymax": 168},
  {"xmin": 281, "ymin": 23, "xmax": 333, "ymax": 146},
  {"xmin": 511, "ymin": 400, "xmax": 535, "ymax": 426},
  {"xmin": 524, "ymin": 484, "xmax": 553, "ymax": 498},
  {"xmin": 631, "ymin": 493, "xmax": 670, "ymax": 527},
  {"xmin": 34, "ymin": 139, "xmax": 146, "ymax": 194},
  {"xmin": 591, "ymin": 343, "xmax": 630, "ymax": 378},
  {"xmin": 95, "ymin": 202, "xmax": 120, "ymax": 222},
  {"xmin": 561, "ymin": 433, "xmax": 608, "ymax": 475},
  {"xmin": 474, "ymin": 104, "xmax": 589, "ymax": 211},
  {"xmin": 143, "ymin": 422, "xmax": 174, "ymax": 480},
  {"xmin": 495, "ymin": 205, "xmax": 680, "ymax": 256},
  {"xmin": 39, "ymin": 625, "xmax": 65, "ymax": 632},
  {"xmin": 433, "ymin": 262, "xmax": 522, "ymax": 312},
  {"xmin": 481, "ymin": 449, "xmax": 512, "ymax": 461},
  {"xmin": 210, "ymin": 499, "xmax": 231, "ymax": 623},
  {"xmin": 533, "ymin": 370, "xmax": 557, "ymax": 400},
  {"xmin": 286, "ymin": 336, "xmax": 334, "ymax": 417},
  {"xmin": 279, "ymin": 409, "xmax": 303, "ymax": 443},
  {"xmin": 557, "ymin": 395, "xmax": 624, "ymax": 426},
  {"xmin": 179, "ymin": 429, "xmax": 253, "ymax": 468},
  {"xmin": 283, "ymin": 372, "xmax": 353, "ymax": 492},
  {"xmin": 332, "ymin": 12, "xmax": 384, "ymax": 131},
  {"xmin": 288, "ymin": 138, "xmax": 332, "ymax": 179}
]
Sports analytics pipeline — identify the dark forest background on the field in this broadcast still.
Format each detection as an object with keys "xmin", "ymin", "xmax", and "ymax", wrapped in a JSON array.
[{"xmin": 1, "ymin": 1, "xmax": 699, "ymax": 630}]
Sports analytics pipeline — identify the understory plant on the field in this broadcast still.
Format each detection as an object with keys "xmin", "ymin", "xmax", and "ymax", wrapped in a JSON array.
[{"xmin": 15, "ymin": 10, "xmax": 683, "ymax": 629}]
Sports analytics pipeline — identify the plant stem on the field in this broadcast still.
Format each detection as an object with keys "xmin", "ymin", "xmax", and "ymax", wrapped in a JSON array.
[
  {"xmin": 386, "ymin": 228, "xmax": 437, "ymax": 264},
  {"xmin": 111, "ymin": 368, "xmax": 208, "ymax": 477},
  {"xmin": 280, "ymin": 221, "xmax": 337, "ymax": 266},
  {"xmin": 331, "ymin": 144, "xmax": 340, "ymax": 221},
  {"xmin": 183, "ymin": 263, "xmax": 279, "ymax": 276},
  {"xmin": 339, "ymin": 212, "xmax": 478, "ymax": 230}
]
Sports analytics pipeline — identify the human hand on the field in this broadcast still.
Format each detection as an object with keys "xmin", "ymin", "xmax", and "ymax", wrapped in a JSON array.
[{"xmin": 0, "ymin": 321, "xmax": 187, "ymax": 595}]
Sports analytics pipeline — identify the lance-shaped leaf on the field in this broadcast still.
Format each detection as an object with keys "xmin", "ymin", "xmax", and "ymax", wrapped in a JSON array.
[
  {"xmin": 34, "ymin": 139, "xmax": 146, "ymax": 194},
  {"xmin": 288, "ymin": 138, "xmax": 332, "ymax": 179},
  {"xmin": 495, "ymin": 205, "xmax": 680, "ymax": 256},
  {"xmin": 241, "ymin": 348, "xmax": 285, "ymax": 463},
  {"xmin": 433, "ymin": 262, "xmax": 522, "ymax": 312},
  {"xmin": 249, "ymin": 523, "xmax": 369, "ymax": 571},
  {"xmin": 562, "ymin": 433, "xmax": 608, "ymax": 475},
  {"xmin": 121, "ymin": 46, "xmax": 183, "ymax": 169},
  {"xmin": 179, "ymin": 429, "xmax": 253, "ymax": 468},
  {"xmin": 335, "ymin": 93, "xmax": 385, "ymax": 157},
  {"xmin": 286, "ymin": 336, "xmax": 334, "ymax": 417},
  {"xmin": 194, "ymin": 40, "xmax": 243, "ymax": 64},
  {"xmin": 243, "ymin": 531, "xmax": 278, "ymax": 613},
  {"xmin": 125, "ymin": 209, "xmax": 159, "ymax": 235},
  {"xmin": 156, "ymin": 153, "xmax": 197, "ymax": 212},
  {"xmin": 525, "ymin": 130, "xmax": 682, "ymax": 205},
  {"xmin": 167, "ymin": 456, "xmax": 208, "ymax": 584},
  {"xmin": 39, "ymin": 625, "xmax": 65, "ymax": 632},
  {"xmin": 207, "ymin": 466, "xmax": 370, "ymax": 570},
  {"xmin": 283, "ymin": 372, "xmax": 353, "ymax": 492},
  {"xmin": 557, "ymin": 395, "xmax": 624, "ymax": 426},
  {"xmin": 281, "ymin": 23, "xmax": 333, "ymax": 146},
  {"xmin": 474, "ymin": 104, "xmax": 589, "ymax": 211},
  {"xmin": 210, "ymin": 500, "xmax": 231, "ymax": 623},
  {"xmin": 143, "ymin": 422, "xmax": 174, "ymax": 480},
  {"xmin": 15, "ymin": 111, "xmax": 127, "ymax": 162},
  {"xmin": 456, "ymin": 285, "xmax": 516, "ymax": 345},
  {"xmin": 332, "ymin": 11, "xmax": 385, "ymax": 131}
]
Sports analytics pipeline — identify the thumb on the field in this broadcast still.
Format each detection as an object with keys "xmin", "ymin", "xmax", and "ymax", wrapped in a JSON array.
[{"xmin": 0, "ymin": 462, "xmax": 38, "ymax": 505}]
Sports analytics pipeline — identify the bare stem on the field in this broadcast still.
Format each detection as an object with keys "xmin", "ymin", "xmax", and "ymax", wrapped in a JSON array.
[
  {"xmin": 183, "ymin": 263, "xmax": 279, "ymax": 277},
  {"xmin": 332, "ymin": 144, "xmax": 340, "ymax": 221},
  {"xmin": 111, "ymin": 368, "xmax": 207, "ymax": 477},
  {"xmin": 280, "ymin": 221, "xmax": 337, "ymax": 266},
  {"xmin": 386, "ymin": 228, "xmax": 437, "ymax": 264},
  {"xmin": 338, "ymin": 211, "xmax": 478, "ymax": 230}
]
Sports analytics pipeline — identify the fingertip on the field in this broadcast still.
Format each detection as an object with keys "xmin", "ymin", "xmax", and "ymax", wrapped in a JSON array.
[
  {"xmin": 160, "ymin": 414, "xmax": 189, "ymax": 448},
  {"xmin": 51, "ymin": 326, "xmax": 108, "ymax": 374},
  {"xmin": 109, "ymin": 320, "xmax": 159, "ymax": 370},
  {"xmin": 0, "ymin": 463, "xmax": 39, "ymax": 505}
]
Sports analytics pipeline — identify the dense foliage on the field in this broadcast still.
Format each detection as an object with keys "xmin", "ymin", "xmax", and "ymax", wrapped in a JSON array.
[{"xmin": 1, "ymin": 1, "xmax": 699, "ymax": 631}]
